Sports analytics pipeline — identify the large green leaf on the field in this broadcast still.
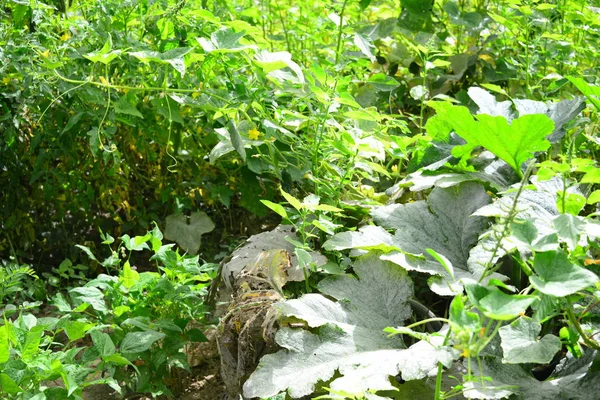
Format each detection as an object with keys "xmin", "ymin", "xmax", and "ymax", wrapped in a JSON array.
[
  {"xmin": 322, "ymin": 225, "xmax": 399, "ymax": 253},
  {"xmin": 513, "ymin": 97, "xmax": 585, "ymax": 142},
  {"xmin": 530, "ymin": 251, "xmax": 598, "ymax": 297},
  {"xmin": 464, "ymin": 349, "xmax": 600, "ymax": 400},
  {"xmin": 428, "ymin": 101, "xmax": 554, "ymax": 175},
  {"xmin": 69, "ymin": 287, "xmax": 107, "ymax": 313},
  {"xmin": 22, "ymin": 326, "xmax": 44, "ymax": 362},
  {"xmin": 120, "ymin": 331, "xmax": 165, "ymax": 354},
  {"xmin": 90, "ymin": 330, "xmax": 115, "ymax": 357},
  {"xmin": 197, "ymin": 28, "xmax": 251, "ymax": 53},
  {"xmin": 244, "ymin": 254, "xmax": 457, "ymax": 399},
  {"xmin": 371, "ymin": 182, "xmax": 495, "ymax": 295},
  {"xmin": 553, "ymin": 214, "xmax": 585, "ymax": 250},
  {"xmin": 499, "ymin": 316, "xmax": 561, "ymax": 364}
]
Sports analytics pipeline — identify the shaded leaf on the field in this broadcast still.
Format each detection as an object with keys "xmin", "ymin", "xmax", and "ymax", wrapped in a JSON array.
[
  {"xmin": 121, "ymin": 330, "xmax": 165, "ymax": 354},
  {"xmin": 164, "ymin": 212, "xmax": 215, "ymax": 255}
]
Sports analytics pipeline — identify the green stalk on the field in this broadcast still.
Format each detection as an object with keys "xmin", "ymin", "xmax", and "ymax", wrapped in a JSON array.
[
  {"xmin": 334, "ymin": 0, "xmax": 349, "ymax": 65},
  {"xmin": 479, "ymin": 161, "xmax": 535, "ymax": 281},
  {"xmin": 565, "ymin": 297, "xmax": 600, "ymax": 351}
]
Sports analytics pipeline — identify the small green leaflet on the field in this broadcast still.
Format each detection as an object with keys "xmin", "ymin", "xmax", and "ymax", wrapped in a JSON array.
[
  {"xmin": 464, "ymin": 280, "xmax": 537, "ymax": 321},
  {"xmin": 0, "ymin": 325, "xmax": 9, "ymax": 363},
  {"xmin": 114, "ymin": 94, "xmax": 143, "ymax": 118},
  {"xmin": 428, "ymin": 101, "xmax": 554, "ymax": 175},
  {"xmin": 260, "ymin": 200, "xmax": 288, "ymax": 219},
  {"xmin": 65, "ymin": 320, "xmax": 94, "ymax": 341},
  {"xmin": 568, "ymin": 76, "xmax": 600, "ymax": 111},
  {"xmin": 0, "ymin": 373, "xmax": 19, "ymax": 395},
  {"xmin": 121, "ymin": 261, "xmax": 139, "ymax": 289},
  {"xmin": 22, "ymin": 326, "xmax": 44, "ymax": 362},
  {"xmin": 84, "ymin": 35, "xmax": 122, "ymax": 65}
]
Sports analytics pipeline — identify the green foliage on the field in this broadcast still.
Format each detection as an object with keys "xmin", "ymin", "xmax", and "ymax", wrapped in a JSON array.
[
  {"xmin": 3, "ymin": 0, "xmax": 600, "ymax": 399},
  {"xmin": 0, "ymin": 226, "xmax": 212, "ymax": 398}
]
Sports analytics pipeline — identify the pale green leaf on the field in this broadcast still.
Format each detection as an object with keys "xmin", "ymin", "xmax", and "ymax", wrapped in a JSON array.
[
  {"xmin": 499, "ymin": 316, "xmax": 561, "ymax": 364},
  {"xmin": 244, "ymin": 254, "xmax": 457, "ymax": 398},
  {"xmin": 280, "ymin": 189, "xmax": 302, "ymax": 211},
  {"xmin": 553, "ymin": 214, "xmax": 585, "ymax": 250},
  {"xmin": 374, "ymin": 182, "xmax": 493, "ymax": 295},
  {"xmin": 69, "ymin": 287, "xmax": 106, "ymax": 313},
  {"xmin": 530, "ymin": 250, "xmax": 598, "ymax": 296},
  {"xmin": 323, "ymin": 225, "xmax": 399, "ymax": 252},
  {"xmin": 254, "ymin": 50, "xmax": 304, "ymax": 83},
  {"xmin": 164, "ymin": 212, "xmax": 215, "ymax": 255},
  {"xmin": 197, "ymin": 28, "xmax": 250, "ymax": 53}
]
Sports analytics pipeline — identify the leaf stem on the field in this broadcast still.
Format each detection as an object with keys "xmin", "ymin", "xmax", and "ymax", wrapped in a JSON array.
[
  {"xmin": 334, "ymin": 0, "xmax": 349, "ymax": 65},
  {"xmin": 565, "ymin": 297, "xmax": 600, "ymax": 351},
  {"xmin": 53, "ymin": 70, "xmax": 232, "ymax": 104}
]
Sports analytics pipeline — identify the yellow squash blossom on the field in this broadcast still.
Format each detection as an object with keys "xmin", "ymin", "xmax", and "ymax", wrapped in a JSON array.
[{"xmin": 248, "ymin": 128, "xmax": 261, "ymax": 140}]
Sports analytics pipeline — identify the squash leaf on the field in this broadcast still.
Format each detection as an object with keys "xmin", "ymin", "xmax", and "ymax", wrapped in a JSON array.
[
  {"xmin": 243, "ymin": 253, "xmax": 457, "ymax": 399},
  {"xmin": 428, "ymin": 101, "xmax": 554, "ymax": 175}
]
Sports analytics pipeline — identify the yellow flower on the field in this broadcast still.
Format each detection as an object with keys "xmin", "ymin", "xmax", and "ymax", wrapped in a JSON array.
[
  {"xmin": 2, "ymin": 77, "xmax": 10, "ymax": 85},
  {"xmin": 41, "ymin": 50, "xmax": 50, "ymax": 58},
  {"xmin": 99, "ymin": 76, "xmax": 108, "ymax": 85},
  {"xmin": 248, "ymin": 128, "xmax": 261, "ymax": 140},
  {"xmin": 60, "ymin": 32, "xmax": 71, "ymax": 41},
  {"xmin": 391, "ymin": 164, "xmax": 398, "ymax": 173}
]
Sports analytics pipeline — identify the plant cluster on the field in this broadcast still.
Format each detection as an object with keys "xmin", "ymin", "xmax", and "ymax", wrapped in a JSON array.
[
  {"xmin": 1, "ymin": 226, "xmax": 213, "ymax": 398},
  {"xmin": 2, "ymin": 0, "xmax": 600, "ymax": 399}
]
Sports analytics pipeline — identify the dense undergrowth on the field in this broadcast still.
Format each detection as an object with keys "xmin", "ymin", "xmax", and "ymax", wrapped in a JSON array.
[{"xmin": 2, "ymin": 0, "xmax": 600, "ymax": 399}]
